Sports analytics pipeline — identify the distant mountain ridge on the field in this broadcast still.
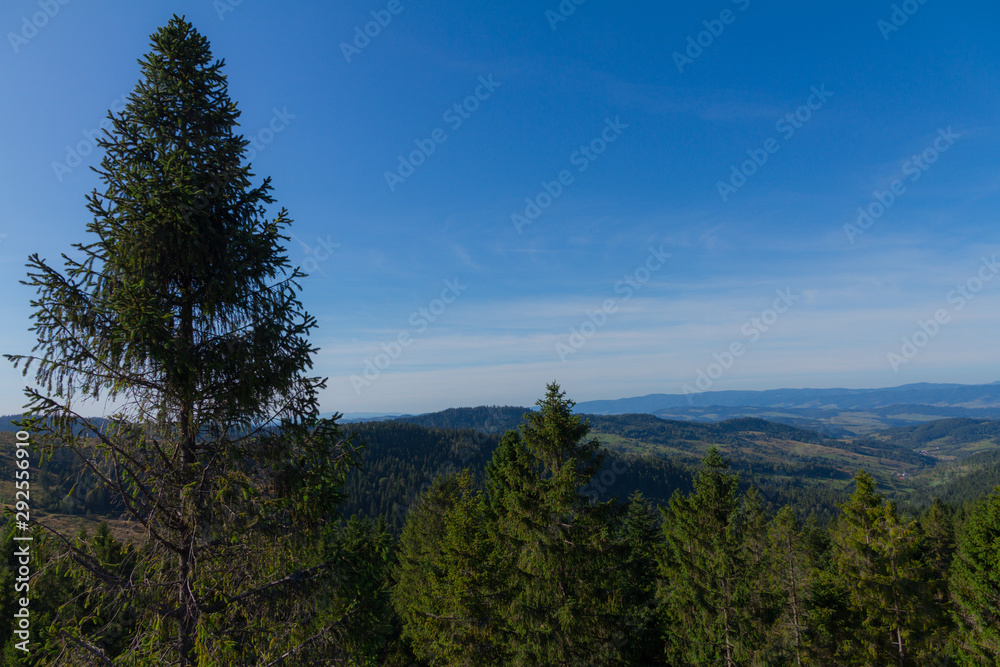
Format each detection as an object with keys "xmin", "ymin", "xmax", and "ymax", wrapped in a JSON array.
[
  {"xmin": 393, "ymin": 406, "xmax": 532, "ymax": 434},
  {"xmin": 573, "ymin": 382, "xmax": 1000, "ymax": 414}
]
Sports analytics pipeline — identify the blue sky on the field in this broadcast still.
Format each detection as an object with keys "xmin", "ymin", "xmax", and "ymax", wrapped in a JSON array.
[{"xmin": 3, "ymin": 0, "xmax": 1000, "ymax": 415}]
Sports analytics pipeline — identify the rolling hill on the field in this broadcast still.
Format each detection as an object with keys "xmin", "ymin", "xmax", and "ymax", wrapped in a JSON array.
[
  {"xmin": 6, "ymin": 403, "xmax": 999, "ymax": 538},
  {"xmin": 573, "ymin": 381, "xmax": 1000, "ymax": 413},
  {"xmin": 570, "ymin": 382, "xmax": 1000, "ymax": 436}
]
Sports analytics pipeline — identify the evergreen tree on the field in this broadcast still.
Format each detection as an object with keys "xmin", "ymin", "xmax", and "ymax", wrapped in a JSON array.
[
  {"xmin": 922, "ymin": 498, "xmax": 957, "ymax": 575},
  {"xmin": 950, "ymin": 486, "xmax": 1000, "ymax": 664},
  {"xmin": 6, "ymin": 16, "xmax": 358, "ymax": 664},
  {"xmin": 487, "ymin": 383, "xmax": 625, "ymax": 666},
  {"xmin": 916, "ymin": 498, "xmax": 958, "ymax": 659},
  {"xmin": 830, "ymin": 472, "xmax": 929, "ymax": 666},
  {"xmin": 616, "ymin": 491, "xmax": 666, "ymax": 664},
  {"xmin": 767, "ymin": 506, "xmax": 813, "ymax": 666},
  {"xmin": 741, "ymin": 486, "xmax": 782, "ymax": 652},
  {"xmin": 657, "ymin": 447, "xmax": 771, "ymax": 666},
  {"xmin": 328, "ymin": 516, "xmax": 408, "ymax": 665},
  {"xmin": 0, "ymin": 520, "xmax": 137, "ymax": 663},
  {"xmin": 393, "ymin": 471, "xmax": 506, "ymax": 665}
]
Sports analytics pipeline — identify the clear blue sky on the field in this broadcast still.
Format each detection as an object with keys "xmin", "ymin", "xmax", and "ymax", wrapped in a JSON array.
[{"xmin": 3, "ymin": 0, "xmax": 1000, "ymax": 415}]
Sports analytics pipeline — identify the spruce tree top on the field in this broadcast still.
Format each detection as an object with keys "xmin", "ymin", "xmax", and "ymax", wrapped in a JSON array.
[{"xmin": 11, "ymin": 15, "xmax": 316, "ymax": 429}]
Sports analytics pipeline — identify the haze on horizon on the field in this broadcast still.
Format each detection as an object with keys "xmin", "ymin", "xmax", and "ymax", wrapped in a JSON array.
[{"xmin": 3, "ymin": 1, "xmax": 999, "ymax": 416}]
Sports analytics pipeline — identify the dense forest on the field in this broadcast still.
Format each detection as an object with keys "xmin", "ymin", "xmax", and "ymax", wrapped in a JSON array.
[{"xmin": 3, "ymin": 384, "xmax": 1000, "ymax": 664}]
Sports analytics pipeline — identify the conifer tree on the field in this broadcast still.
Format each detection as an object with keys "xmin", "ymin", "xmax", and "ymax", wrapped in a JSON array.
[
  {"xmin": 797, "ymin": 512, "xmax": 854, "ymax": 662},
  {"xmin": 616, "ymin": 491, "xmax": 666, "ymax": 664},
  {"xmin": 328, "ymin": 516, "xmax": 405, "ymax": 664},
  {"xmin": 767, "ymin": 506, "xmax": 813, "ymax": 666},
  {"xmin": 657, "ymin": 447, "xmax": 770, "ymax": 666},
  {"xmin": 830, "ymin": 472, "xmax": 929, "ymax": 666},
  {"xmin": 393, "ymin": 471, "xmax": 506, "ymax": 665},
  {"xmin": 916, "ymin": 497, "xmax": 958, "ymax": 657},
  {"xmin": 486, "ymin": 383, "xmax": 625, "ymax": 666},
  {"xmin": 6, "ymin": 16, "xmax": 358, "ymax": 664},
  {"xmin": 950, "ymin": 486, "xmax": 1000, "ymax": 663},
  {"xmin": 741, "ymin": 486, "xmax": 782, "ymax": 649}
]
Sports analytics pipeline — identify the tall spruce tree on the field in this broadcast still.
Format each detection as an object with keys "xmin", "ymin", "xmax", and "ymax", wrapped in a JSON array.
[
  {"xmin": 486, "ymin": 383, "xmax": 626, "ymax": 666},
  {"xmin": 657, "ymin": 447, "xmax": 771, "ymax": 666},
  {"xmin": 615, "ymin": 491, "xmax": 666, "ymax": 664},
  {"xmin": 830, "ymin": 472, "xmax": 929, "ymax": 666},
  {"xmin": 767, "ymin": 506, "xmax": 813, "ymax": 666},
  {"xmin": 393, "ymin": 471, "xmax": 506, "ymax": 665},
  {"xmin": 950, "ymin": 486, "xmax": 1000, "ymax": 663},
  {"xmin": 6, "ymin": 16, "xmax": 358, "ymax": 665},
  {"xmin": 916, "ymin": 498, "xmax": 958, "ymax": 658},
  {"xmin": 328, "ymin": 516, "xmax": 406, "ymax": 664}
]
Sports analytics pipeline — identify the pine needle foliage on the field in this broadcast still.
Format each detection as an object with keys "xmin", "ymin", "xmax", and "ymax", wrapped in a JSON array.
[{"xmin": 6, "ymin": 16, "xmax": 359, "ymax": 665}]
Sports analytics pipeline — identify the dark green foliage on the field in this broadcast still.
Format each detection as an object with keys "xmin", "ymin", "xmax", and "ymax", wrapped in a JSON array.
[
  {"xmin": 0, "ymin": 432, "xmax": 119, "ymax": 516},
  {"xmin": 591, "ymin": 451, "xmax": 693, "ymax": 503},
  {"xmin": 877, "ymin": 418, "xmax": 1000, "ymax": 450},
  {"xmin": 327, "ymin": 516, "xmax": 407, "ymax": 665},
  {"xmin": 588, "ymin": 414, "xmax": 826, "ymax": 448},
  {"xmin": 393, "ymin": 471, "xmax": 506, "ymax": 665},
  {"xmin": 916, "ymin": 498, "xmax": 959, "ymax": 656},
  {"xmin": 918, "ymin": 449, "xmax": 1000, "ymax": 507},
  {"xmin": 6, "ymin": 383, "xmax": 1000, "ymax": 664},
  {"xmin": 395, "ymin": 405, "xmax": 533, "ymax": 434},
  {"xmin": 743, "ymin": 470, "xmax": 847, "ymax": 525},
  {"xmin": 487, "ymin": 384, "xmax": 627, "ymax": 665},
  {"xmin": 340, "ymin": 421, "xmax": 500, "ymax": 534},
  {"xmin": 5, "ymin": 16, "xmax": 359, "ymax": 664},
  {"xmin": 657, "ymin": 447, "xmax": 777, "ymax": 666},
  {"xmin": 766, "ymin": 506, "xmax": 815, "ymax": 665},
  {"xmin": 827, "ymin": 473, "xmax": 936, "ymax": 665},
  {"xmin": 950, "ymin": 486, "xmax": 1000, "ymax": 663},
  {"xmin": 0, "ymin": 520, "xmax": 138, "ymax": 663},
  {"xmin": 615, "ymin": 492, "xmax": 666, "ymax": 664},
  {"xmin": 338, "ymin": 419, "xmax": 693, "ymax": 535}
]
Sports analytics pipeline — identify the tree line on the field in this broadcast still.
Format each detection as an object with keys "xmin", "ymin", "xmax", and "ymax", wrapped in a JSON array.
[{"xmin": 3, "ymin": 383, "xmax": 999, "ymax": 664}]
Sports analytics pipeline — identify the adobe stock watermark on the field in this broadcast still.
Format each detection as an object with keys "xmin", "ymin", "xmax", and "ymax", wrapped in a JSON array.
[
  {"xmin": 511, "ymin": 117, "xmax": 628, "ymax": 234},
  {"xmin": 545, "ymin": 0, "xmax": 586, "ymax": 31},
  {"xmin": 341, "ymin": 0, "xmax": 404, "ymax": 63},
  {"xmin": 52, "ymin": 102, "xmax": 292, "ymax": 182},
  {"xmin": 556, "ymin": 245, "xmax": 671, "ymax": 362},
  {"xmin": 878, "ymin": 0, "xmax": 931, "ymax": 41},
  {"xmin": 673, "ymin": 0, "xmax": 751, "ymax": 73},
  {"xmin": 51, "ymin": 93, "xmax": 129, "ymax": 183},
  {"xmin": 245, "ymin": 107, "xmax": 295, "ymax": 162},
  {"xmin": 292, "ymin": 234, "xmax": 340, "ymax": 278},
  {"xmin": 213, "ymin": 0, "xmax": 244, "ymax": 21},
  {"xmin": 384, "ymin": 75, "xmax": 501, "ymax": 192},
  {"xmin": 717, "ymin": 85, "xmax": 832, "ymax": 202},
  {"xmin": 887, "ymin": 255, "xmax": 999, "ymax": 371},
  {"xmin": 843, "ymin": 127, "xmax": 958, "ymax": 244},
  {"xmin": 11, "ymin": 430, "xmax": 33, "ymax": 652},
  {"xmin": 350, "ymin": 278, "xmax": 467, "ymax": 394},
  {"xmin": 682, "ymin": 288, "xmax": 800, "ymax": 399},
  {"xmin": 8, "ymin": 0, "xmax": 71, "ymax": 54}
]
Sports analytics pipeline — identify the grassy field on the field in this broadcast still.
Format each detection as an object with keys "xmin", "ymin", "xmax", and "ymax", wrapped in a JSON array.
[{"xmin": 595, "ymin": 417, "xmax": 1000, "ymax": 506}]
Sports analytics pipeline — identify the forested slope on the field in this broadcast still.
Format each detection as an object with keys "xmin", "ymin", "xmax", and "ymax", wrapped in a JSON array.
[{"xmin": 341, "ymin": 420, "xmax": 697, "ymax": 532}]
